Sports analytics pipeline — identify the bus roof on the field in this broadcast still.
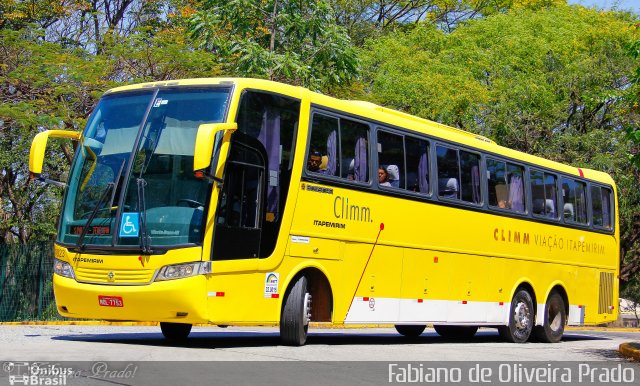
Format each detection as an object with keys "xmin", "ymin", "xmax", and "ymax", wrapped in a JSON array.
[{"xmin": 105, "ymin": 78, "xmax": 614, "ymax": 186}]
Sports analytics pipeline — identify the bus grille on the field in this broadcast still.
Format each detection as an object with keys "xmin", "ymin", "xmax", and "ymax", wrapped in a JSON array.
[
  {"xmin": 75, "ymin": 267, "xmax": 155, "ymax": 284},
  {"xmin": 598, "ymin": 272, "xmax": 614, "ymax": 314}
]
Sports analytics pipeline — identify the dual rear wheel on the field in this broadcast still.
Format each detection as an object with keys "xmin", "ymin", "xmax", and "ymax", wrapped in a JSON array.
[{"xmin": 499, "ymin": 289, "xmax": 566, "ymax": 343}]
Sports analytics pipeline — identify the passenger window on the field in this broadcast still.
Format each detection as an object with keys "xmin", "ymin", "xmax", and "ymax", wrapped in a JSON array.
[
  {"xmin": 308, "ymin": 113, "xmax": 369, "ymax": 182},
  {"xmin": 377, "ymin": 131, "xmax": 403, "ymax": 188},
  {"xmin": 406, "ymin": 137, "xmax": 430, "ymax": 194},
  {"xmin": 487, "ymin": 158, "xmax": 525, "ymax": 213},
  {"xmin": 377, "ymin": 131, "xmax": 430, "ymax": 193},
  {"xmin": 341, "ymin": 119, "xmax": 370, "ymax": 182},
  {"xmin": 437, "ymin": 146, "xmax": 460, "ymax": 200},
  {"xmin": 436, "ymin": 145, "xmax": 480, "ymax": 204},
  {"xmin": 592, "ymin": 186, "xmax": 613, "ymax": 229},
  {"xmin": 308, "ymin": 114, "xmax": 339, "ymax": 176},
  {"xmin": 531, "ymin": 169, "xmax": 557, "ymax": 218},
  {"xmin": 460, "ymin": 151, "xmax": 481, "ymax": 204},
  {"xmin": 602, "ymin": 188, "xmax": 613, "ymax": 229},
  {"xmin": 562, "ymin": 178, "xmax": 587, "ymax": 224}
]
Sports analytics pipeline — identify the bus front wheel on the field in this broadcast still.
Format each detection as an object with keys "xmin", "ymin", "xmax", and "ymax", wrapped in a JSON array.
[
  {"xmin": 533, "ymin": 291, "xmax": 566, "ymax": 343},
  {"xmin": 498, "ymin": 289, "xmax": 534, "ymax": 343},
  {"xmin": 160, "ymin": 322, "xmax": 192, "ymax": 341},
  {"xmin": 434, "ymin": 325, "xmax": 478, "ymax": 339},
  {"xmin": 395, "ymin": 325, "xmax": 426, "ymax": 337},
  {"xmin": 280, "ymin": 276, "xmax": 311, "ymax": 346}
]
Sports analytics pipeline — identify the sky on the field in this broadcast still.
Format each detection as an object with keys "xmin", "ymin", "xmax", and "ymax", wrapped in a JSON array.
[{"xmin": 568, "ymin": 0, "xmax": 640, "ymax": 13}]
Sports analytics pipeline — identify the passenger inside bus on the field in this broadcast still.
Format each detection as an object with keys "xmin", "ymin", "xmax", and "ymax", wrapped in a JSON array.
[
  {"xmin": 378, "ymin": 167, "xmax": 391, "ymax": 186},
  {"xmin": 307, "ymin": 151, "xmax": 324, "ymax": 172}
]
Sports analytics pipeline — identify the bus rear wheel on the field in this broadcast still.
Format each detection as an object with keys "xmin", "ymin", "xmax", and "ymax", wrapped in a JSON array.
[
  {"xmin": 499, "ymin": 289, "xmax": 534, "ymax": 343},
  {"xmin": 280, "ymin": 276, "xmax": 311, "ymax": 346},
  {"xmin": 395, "ymin": 325, "xmax": 426, "ymax": 337},
  {"xmin": 160, "ymin": 322, "xmax": 192, "ymax": 341},
  {"xmin": 534, "ymin": 291, "xmax": 566, "ymax": 343},
  {"xmin": 434, "ymin": 325, "xmax": 478, "ymax": 339}
]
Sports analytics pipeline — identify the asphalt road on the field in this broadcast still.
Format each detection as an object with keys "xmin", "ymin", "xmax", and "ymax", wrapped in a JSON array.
[{"xmin": 0, "ymin": 325, "xmax": 638, "ymax": 385}]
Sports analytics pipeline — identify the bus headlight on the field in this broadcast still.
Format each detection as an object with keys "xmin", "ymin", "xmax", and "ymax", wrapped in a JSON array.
[
  {"xmin": 155, "ymin": 261, "xmax": 212, "ymax": 281},
  {"xmin": 53, "ymin": 258, "xmax": 75, "ymax": 279}
]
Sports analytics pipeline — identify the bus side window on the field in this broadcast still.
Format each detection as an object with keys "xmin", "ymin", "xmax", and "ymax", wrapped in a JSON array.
[
  {"xmin": 406, "ymin": 136, "xmax": 429, "ymax": 194},
  {"xmin": 436, "ymin": 145, "xmax": 459, "ymax": 200},
  {"xmin": 531, "ymin": 169, "xmax": 557, "ymax": 218},
  {"xmin": 309, "ymin": 114, "xmax": 339, "ymax": 176},
  {"xmin": 602, "ymin": 187, "xmax": 613, "ymax": 229},
  {"xmin": 487, "ymin": 159, "xmax": 525, "ymax": 212},
  {"xmin": 436, "ymin": 145, "xmax": 480, "ymax": 204},
  {"xmin": 506, "ymin": 163, "xmax": 525, "ymax": 212},
  {"xmin": 460, "ymin": 150, "xmax": 481, "ymax": 204},
  {"xmin": 592, "ymin": 186, "xmax": 613, "ymax": 229},
  {"xmin": 377, "ymin": 130, "xmax": 404, "ymax": 188},
  {"xmin": 340, "ymin": 119, "xmax": 370, "ymax": 182},
  {"xmin": 562, "ymin": 178, "xmax": 587, "ymax": 224}
]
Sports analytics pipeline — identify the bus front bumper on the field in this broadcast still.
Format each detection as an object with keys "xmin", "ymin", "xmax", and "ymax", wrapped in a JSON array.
[{"xmin": 53, "ymin": 274, "xmax": 208, "ymax": 324}]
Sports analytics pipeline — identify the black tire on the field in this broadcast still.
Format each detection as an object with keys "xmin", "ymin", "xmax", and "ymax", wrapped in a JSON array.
[
  {"xmin": 534, "ymin": 291, "xmax": 566, "ymax": 343},
  {"xmin": 160, "ymin": 322, "xmax": 192, "ymax": 341},
  {"xmin": 498, "ymin": 289, "xmax": 534, "ymax": 343},
  {"xmin": 280, "ymin": 276, "xmax": 311, "ymax": 346},
  {"xmin": 395, "ymin": 325, "xmax": 426, "ymax": 337},
  {"xmin": 434, "ymin": 325, "xmax": 478, "ymax": 339}
]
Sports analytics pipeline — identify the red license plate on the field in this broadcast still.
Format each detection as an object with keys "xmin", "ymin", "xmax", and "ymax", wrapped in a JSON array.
[{"xmin": 98, "ymin": 295, "xmax": 123, "ymax": 307}]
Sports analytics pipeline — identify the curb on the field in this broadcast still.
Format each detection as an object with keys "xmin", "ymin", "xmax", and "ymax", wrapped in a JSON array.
[
  {"xmin": 619, "ymin": 342, "xmax": 640, "ymax": 360},
  {"xmin": 0, "ymin": 321, "xmax": 393, "ymax": 329}
]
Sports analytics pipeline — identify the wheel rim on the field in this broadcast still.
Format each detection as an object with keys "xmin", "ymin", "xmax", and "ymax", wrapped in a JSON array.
[
  {"xmin": 303, "ymin": 293, "xmax": 312, "ymax": 326},
  {"xmin": 514, "ymin": 301, "xmax": 531, "ymax": 332},
  {"xmin": 548, "ymin": 300, "xmax": 562, "ymax": 332}
]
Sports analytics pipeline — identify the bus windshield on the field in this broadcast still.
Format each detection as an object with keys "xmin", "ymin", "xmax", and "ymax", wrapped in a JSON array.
[{"xmin": 59, "ymin": 87, "xmax": 230, "ymax": 249}]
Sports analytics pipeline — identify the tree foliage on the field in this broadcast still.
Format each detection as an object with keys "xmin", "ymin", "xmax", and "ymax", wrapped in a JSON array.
[
  {"xmin": 188, "ymin": 0, "xmax": 359, "ymax": 91},
  {"xmin": 0, "ymin": 2, "xmax": 220, "ymax": 244}
]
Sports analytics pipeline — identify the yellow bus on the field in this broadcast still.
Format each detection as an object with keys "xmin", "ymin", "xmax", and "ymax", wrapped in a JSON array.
[{"xmin": 30, "ymin": 78, "xmax": 618, "ymax": 345}]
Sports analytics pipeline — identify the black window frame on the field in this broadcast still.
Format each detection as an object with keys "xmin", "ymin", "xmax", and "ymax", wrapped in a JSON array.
[
  {"xmin": 375, "ymin": 127, "xmax": 432, "ymax": 196},
  {"xmin": 434, "ymin": 143, "xmax": 483, "ymax": 206},
  {"xmin": 561, "ymin": 176, "xmax": 589, "ymax": 226},
  {"xmin": 590, "ymin": 184, "xmax": 615, "ymax": 231},
  {"xmin": 305, "ymin": 109, "xmax": 373, "ymax": 187}
]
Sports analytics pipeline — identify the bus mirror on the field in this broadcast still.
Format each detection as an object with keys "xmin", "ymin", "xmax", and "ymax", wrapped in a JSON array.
[
  {"xmin": 29, "ymin": 130, "xmax": 81, "ymax": 177},
  {"xmin": 193, "ymin": 122, "xmax": 238, "ymax": 172}
]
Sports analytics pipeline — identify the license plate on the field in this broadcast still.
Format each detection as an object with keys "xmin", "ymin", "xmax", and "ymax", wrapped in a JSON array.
[{"xmin": 98, "ymin": 295, "xmax": 123, "ymax": 307}]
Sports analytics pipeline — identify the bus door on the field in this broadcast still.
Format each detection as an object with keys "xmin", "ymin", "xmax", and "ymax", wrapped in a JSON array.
[
  {"xmin": 206, "ymin": 133, "xmax": 267, "ymax": 322},
  {"xmin": 211, "ymin": 132, "xmax": 266, "ymax": 261}
]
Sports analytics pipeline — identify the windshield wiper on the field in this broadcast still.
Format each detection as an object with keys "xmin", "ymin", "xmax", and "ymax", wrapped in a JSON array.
[
  {"xmin": 137, "ymin": 177, "xmax": 152, "ymax": 254},
  {"xmin": 76, "ymin": 182, "xmax": 114, "ymax": 251}
]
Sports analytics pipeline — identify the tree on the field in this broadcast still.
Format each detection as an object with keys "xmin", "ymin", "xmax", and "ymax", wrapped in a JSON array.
[
  {"xmin": 0, "ymin": 22, "xmax": 220, "ymax": 244},
  {"xmin": 188, "ymin": 0, "xmax": 359, "ymax": 91},
  {"xmin": 0, "ymin": 28, "xmax": 109, "ymax": 243}
]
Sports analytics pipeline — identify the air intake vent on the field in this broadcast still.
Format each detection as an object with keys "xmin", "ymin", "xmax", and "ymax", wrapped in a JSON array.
[{"xmin": 598, "ymin": 272, "xmax": 614, "ymax": 314}]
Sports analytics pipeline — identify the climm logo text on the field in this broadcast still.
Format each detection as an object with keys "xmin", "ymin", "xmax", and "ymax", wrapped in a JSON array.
[{"xmin": 333, "ymin": 196, "xmax": 372, "ymax": 223}]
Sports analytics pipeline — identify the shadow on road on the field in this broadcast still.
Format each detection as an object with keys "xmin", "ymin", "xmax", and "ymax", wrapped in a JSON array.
[{"xmin": 50, "ymin": 328, "xmax": 611, "ymax": 349}]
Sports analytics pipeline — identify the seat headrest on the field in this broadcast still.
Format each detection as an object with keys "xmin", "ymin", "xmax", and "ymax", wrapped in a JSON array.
[{"xmin": 386, "ymin": 164, "xmax": 399, "ymax": 180}]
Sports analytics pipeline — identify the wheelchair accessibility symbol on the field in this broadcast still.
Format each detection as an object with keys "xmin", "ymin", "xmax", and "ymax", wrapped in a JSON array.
[{"xmin": 119, "ymin": 212, "xmax": 140, "ymax": 237}]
